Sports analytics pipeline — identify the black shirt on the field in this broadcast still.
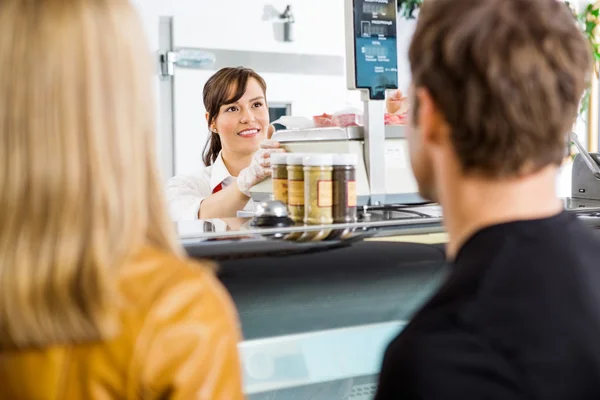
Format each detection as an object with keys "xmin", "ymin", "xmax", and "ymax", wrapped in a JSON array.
[{"xmin": 375, "ymin": 212, "xmax": 600, "ymax": 400}]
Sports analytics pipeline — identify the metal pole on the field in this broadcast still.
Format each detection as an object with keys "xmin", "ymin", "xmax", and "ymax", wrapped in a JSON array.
[
  {"xmin": 158, "ymin": 16, "xmax": 175, "ymax": 179},
  {"xmin": 362, "ymin": 91, "xmax": 386, "ymax": 204}
]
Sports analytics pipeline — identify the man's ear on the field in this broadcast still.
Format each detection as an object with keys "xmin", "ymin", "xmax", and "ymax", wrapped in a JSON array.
[{"xmin": 416, "ymin": 87, "xmax": 446, "ymax": 146}]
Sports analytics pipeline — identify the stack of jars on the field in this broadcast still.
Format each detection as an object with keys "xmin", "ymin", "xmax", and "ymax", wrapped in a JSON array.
[{"xmin": 270, "ymin": 152, "xmax": 358, "ymax": 226}]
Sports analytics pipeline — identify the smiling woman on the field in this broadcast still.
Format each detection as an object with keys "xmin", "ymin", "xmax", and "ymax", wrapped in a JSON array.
[
  {"xmin": 166, "ymin": 67, "xmax": 284, "ymax": 220},
  {"xmin": 203, "ymin": 68, "xmax": 270, "ymax": 165}
]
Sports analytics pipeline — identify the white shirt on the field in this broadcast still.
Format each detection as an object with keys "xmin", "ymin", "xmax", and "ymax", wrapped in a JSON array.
[{"xmin": 166, "ymin": 152, "xmax": 254, "ymax": 221}]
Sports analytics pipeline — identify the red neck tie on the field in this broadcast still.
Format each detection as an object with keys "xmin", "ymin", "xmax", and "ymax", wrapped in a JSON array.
[{"xmin": 212, "ymin": 182, "xmax": 223, "ymax": 194}]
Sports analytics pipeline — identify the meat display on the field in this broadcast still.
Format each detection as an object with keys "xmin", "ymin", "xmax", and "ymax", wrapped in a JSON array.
[
  {"xmin": 313, "ymin": 113, "xmax": 334, "ymax": 128},
  {"xmin": 312, "ymin": 111, "xmax": 407, "ymax": 127},
  {"xmin": 332, "ymin": 112, "xmax": 362, "ymax": 127},
  {"xmin": 384, "ymin": 112, "xmax": 407, "ymax": 126},
  {"xmin": 311, "ymin": 90, "xmax": 409, "ymax": 127}
]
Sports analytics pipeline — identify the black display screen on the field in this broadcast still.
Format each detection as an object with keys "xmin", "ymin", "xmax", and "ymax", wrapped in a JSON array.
[{"xmin": 353, "ymin": 0, "xmax": 398, "ymax": 100}]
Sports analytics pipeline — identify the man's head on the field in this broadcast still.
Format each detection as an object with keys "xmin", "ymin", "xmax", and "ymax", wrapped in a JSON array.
[{"xmin": 407, "ymin": 0, "xmax": 591, "ymax": 201}]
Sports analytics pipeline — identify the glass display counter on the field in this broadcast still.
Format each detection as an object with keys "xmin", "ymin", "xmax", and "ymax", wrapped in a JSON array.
[{"xmin": 178, "ymin": 200, "xmax": 600, "ymax": 399}]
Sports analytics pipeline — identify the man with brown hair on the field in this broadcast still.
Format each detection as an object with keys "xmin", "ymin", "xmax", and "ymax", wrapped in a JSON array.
[{"xmin": 375, "ymin": 0, "xmax": 600, "ymax": 398}]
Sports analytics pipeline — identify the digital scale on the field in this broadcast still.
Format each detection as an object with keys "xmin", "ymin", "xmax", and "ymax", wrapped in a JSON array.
[
  {"xmin": 348, "ymin": 0, "xmax": 399, "ymax": 101},
  {"xmin": 250, "ymin": 0, "xmax": 422, "ymax": 207}
]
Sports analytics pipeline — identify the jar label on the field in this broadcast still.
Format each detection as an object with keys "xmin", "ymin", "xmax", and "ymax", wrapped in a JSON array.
[
  {"xmin": 273, "ymin": 178, "xmax": 288, "ymax": 202},
  {"xmin": 288, "ymin": 180, "xmax": 304, "ymax": 206},
  {"xmin": 317, "ymin": 180, "xmax": 333, "ymax": 207},
  {"xmin": 347, "ymin": 180, "xmax": 357, "ymax": 207}
]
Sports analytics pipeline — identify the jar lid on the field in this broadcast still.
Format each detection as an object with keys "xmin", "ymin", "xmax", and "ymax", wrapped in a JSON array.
[
  {"xmin": 303, "ymin": 153, "xmax": 334, "ymax": 166},
  {"xmin": 286, "ymin": 153, "xmax": 307, "ymax": 165},
  {"xmin": 333, "ymin": 153, "xmax": 358, "ymax": 166},
  {"xmin": 270, "ymin": 153, "xmax": 289, "ymax": 165}
]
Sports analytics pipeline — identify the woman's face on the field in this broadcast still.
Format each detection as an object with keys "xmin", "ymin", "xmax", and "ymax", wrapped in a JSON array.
[{"xmin": 210, "ymin": 78, "xmax": 269, "ymax": 157}]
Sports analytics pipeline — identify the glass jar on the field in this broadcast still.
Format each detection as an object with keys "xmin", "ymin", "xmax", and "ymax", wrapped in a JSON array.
[
  {"xmin": 271, "ymin": 153, "xmax": 289, "ymax": 204},
  {"xmin": 286, "ymin": 153, "xmax": 306, "ymax": 223},
  {"xmin": 333, "ymin": 153, "xmax": 358, "ymax": 223},
  {"xmin": 303, "ymin": 154, "xmax": 334, "ymax": 225}
]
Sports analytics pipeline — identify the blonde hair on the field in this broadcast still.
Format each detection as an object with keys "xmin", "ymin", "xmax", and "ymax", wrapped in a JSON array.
[{"xmin": 0, "ymin": 0, "xmax": 182, "ymax": 348}]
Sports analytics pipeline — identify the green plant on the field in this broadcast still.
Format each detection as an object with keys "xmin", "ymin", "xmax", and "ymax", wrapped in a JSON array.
[
  {"xmin": 398, "ymin": 0, "xmax": 600, "ymax": 118},
  {"xmin": 397, "ymin": 0, "xmax": 423, "ymax": 19},
  {"xmin": 397, "ymin": 0, "xmax": 600, "ymax": 157},
  {"xmin": 566, "ymin": 2, "xmax": 600, "ymax": 117},
  {"xmin": 567, "ymin": 2, "xmax": 600, "ymax": 63}
]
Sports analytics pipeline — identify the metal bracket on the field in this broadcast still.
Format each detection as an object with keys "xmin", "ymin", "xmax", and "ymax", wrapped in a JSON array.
[
  {"xmin": 158, "ymin": 51, "xmax": 175, "ymax": 77},
  {"xmin": 158, "ymin": 48, "xmax": 216, "ymax": 78}
]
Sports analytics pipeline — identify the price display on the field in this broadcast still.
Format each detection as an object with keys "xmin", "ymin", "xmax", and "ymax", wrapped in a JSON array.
[{"xmin": 352, "ymin": 0, "xmax": 398, "ymax": 100}]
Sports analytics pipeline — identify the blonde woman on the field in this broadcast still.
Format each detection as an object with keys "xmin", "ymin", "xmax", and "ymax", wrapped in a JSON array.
[{"xmin": 0, "ymin": 1, "xmax": 244, "ymax": 399}]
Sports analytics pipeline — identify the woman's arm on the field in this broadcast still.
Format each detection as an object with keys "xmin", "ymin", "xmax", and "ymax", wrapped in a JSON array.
[
  {"xmin": 198, "ymin": 181, "xmax": 249, "ymax": 219},
  {"xmin": 199, "ymin": 141, "xmax": 284, "ymax": 219},
  {"xmin": 166, "ymin": 174, "xmax": 211, "ymax": 221}
]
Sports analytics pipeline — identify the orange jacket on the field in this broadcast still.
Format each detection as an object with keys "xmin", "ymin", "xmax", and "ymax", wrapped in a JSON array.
[{"xmin": 0, "ymin": 247, "xmax": 245, "ymax": 399}]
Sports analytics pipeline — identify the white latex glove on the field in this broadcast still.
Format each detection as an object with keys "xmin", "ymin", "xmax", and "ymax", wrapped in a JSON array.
[
  {"xmin": 386, "ymin": 89, "xmax": 408, "ymax": 115},
  {"xmin": 237, "ymin": 140, "xmax": 285, "ymax": 197}
]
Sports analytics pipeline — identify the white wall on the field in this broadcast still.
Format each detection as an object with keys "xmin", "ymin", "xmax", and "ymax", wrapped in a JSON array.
[{"xmin": 132, "ymin": 0, "xmax": 417, "ymax": 176}]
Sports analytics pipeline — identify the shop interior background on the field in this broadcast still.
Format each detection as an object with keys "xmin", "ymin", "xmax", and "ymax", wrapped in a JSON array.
[{"xmin": 131, "ymin": 0, "xmax": 593, "ymax": 199}]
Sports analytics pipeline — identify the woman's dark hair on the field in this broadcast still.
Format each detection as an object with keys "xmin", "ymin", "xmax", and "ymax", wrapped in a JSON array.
[{"xmin": 202, "ymin": 67, "xmax": 267, "ymax": 165}]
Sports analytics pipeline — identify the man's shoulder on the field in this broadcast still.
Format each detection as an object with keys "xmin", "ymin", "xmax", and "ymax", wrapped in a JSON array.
[
  {"xmin": 377, "ymin": 312, "xmax": 521, "ymax": 399},
  {"xmin": 479, "ymin": 214, "xmax": 600, "ymax": 296},
  {"xmin": 452, "ymin": 215, "xmax": 600, "ymax": 366},
  {"xmin": 456, "ymin": 213, "xmax": 600, "ymax": 299},
  {"xmin": 375, "ymin": 215, "xmax": 600, "ymax": 399},
  {"xmin": 387, "ymin": 213, "xmax": 600, "ymax": 358}
]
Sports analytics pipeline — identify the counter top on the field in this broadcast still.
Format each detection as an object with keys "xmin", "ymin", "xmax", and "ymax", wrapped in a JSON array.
[
  {"xmin": 179, "ymin": 198, "xmax": 600, "ymax": 259},
  {"xmin": 182, "ymin": 197, "xmax": 600, "ymax": 398}
]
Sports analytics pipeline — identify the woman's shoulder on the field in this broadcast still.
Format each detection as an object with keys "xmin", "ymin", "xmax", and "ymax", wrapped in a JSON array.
[
  {"xmin": 166, "ymin": 164, "xmax": 214, "ymax": 190},
  {"xmin": 114, "ymin": 246, "xmax": 243, "ymax": 398},
  {"xmin": 118, "ymin": 246, "xmax": 230, "ymax": 316}
]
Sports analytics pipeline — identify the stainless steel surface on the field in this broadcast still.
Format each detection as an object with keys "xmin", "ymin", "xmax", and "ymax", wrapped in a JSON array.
[
  {"xmin": 159, "ymin": 44, "xmax": 342, "ymax": 77},
  {"xmin": 167, "ymin": 47, "xmax": 344, "ymax": 76},
  {"xmin": 272, "ymin": 125, "xmax": 407, "ymax": 143},
  {"xmin": 571, "ymin": 153, "xmax": 600, "ymax": 200},
  {"xmin": 363, "ymin": 95, "xmax": 386, "ymax": 197},
  {"xmin": 254, "ymin": 200, "xmax": 289, "ymax": 218},
  {"xmin": 570, "ymin": 132, "xmax": 600, "ymax": 179},
  {"xmin": 385, "ymin": 125, "xmax": 408, "ymax": 139},
  {"xmin": 563, "ymin": 197, "xmax": 600, "ymax": 209},
  {"xmin": 179, "ymin": 199, "xmax": 600, "ymax": 243},
  {"xmin": 273, "ymin": 126, "xmax": 365, "ymax": 142},
  {"xmin": 179, "ymin": 213, "xmax": 442, "ymax": 241},
  {"xmin": 248, "ymin": 192, "xmax": 274, "ymax": 204}
]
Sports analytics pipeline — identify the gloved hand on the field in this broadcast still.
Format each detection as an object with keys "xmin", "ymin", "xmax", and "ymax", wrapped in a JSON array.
[
  {"xmin": 386, "ymin": 89, "xmax": 408, "ymax": 115},
  {"xmin": 237, "ymin": 140, "xmax": 285, "ymax": 197}
]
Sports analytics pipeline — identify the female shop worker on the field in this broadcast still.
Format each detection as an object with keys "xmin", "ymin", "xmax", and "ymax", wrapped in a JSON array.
[
  {"xmin": 167, "ymin": 67, "xmax": 283, "ymax": 220},
  {"xmin": 0, "ymin": 0, "xmax": 244, "ymax": 398}
]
